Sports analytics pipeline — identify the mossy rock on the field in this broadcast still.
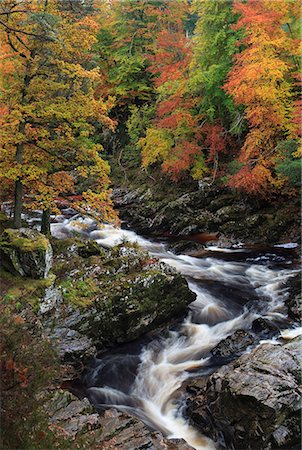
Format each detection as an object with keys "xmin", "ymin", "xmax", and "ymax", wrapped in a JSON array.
[
  {"xmin": 0, "ymin": 228, "xmax": 53, "ymax": 279},
  {"xmin": 71, "ymin": 268, "xmax": 196, "ymax": 347}
]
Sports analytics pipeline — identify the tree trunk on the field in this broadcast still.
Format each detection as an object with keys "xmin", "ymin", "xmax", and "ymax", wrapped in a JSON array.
[
  {"xmin": 13, "ymin": 137, "xmax": 24, "ymax": 229},
  {"xmin": 13, "ymin": 178, "xmax": 23, "ymax": 228},
  {"xmin": 12, "ymin": 62, "xmax": 31, "ymax": 229},
  {"xmin": 41, "ymin": 208, "xmax": 51, "ymax": 235}
]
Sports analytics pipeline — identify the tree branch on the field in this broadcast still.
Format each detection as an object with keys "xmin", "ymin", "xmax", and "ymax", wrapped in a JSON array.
[{"xmin": 0, "ymin": 19, "xmax": 51, "ymax": 40}]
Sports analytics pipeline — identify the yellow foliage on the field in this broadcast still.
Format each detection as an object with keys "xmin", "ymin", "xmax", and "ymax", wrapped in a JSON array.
[{"xmin": 138, "ymin": 128, "xmax": 173, "ymax": 168}]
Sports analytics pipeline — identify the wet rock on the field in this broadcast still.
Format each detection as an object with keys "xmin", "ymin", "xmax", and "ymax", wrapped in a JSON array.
[
  {"xmin": 216, "ymin": 204, "xmax": 248, "ymax": 222},
  {"xmin": 0, "ymin": 228, "xmax": 53, "ymax": 278},
  {"xmin": 72, "ymin": 264, "xmax": 196, "ymax": 347},
  {"xmin": 167, "ymin": 240, "xmax": 204, "ymax": 255},
  {"xmin": 211, "ymin": 329, "xmax": 254, "ymax": 357},
  {"xmin": 285, "ymin": 273, "xmax": 302, "ymax": 322},
  {"xmin": 50, "ymin": 240, "xmax": 195, "ymax": 352},
  {"xmin": 47, "ymin": 390, "xmax": 193, "ymax": 449},
  {"xmin": 207, "ymin": 195, "xmax": 235, "ymax": 212},
  {"xmin": 189, "ymin": 338, "xmax": 302, "ymax": 450},
  {"xmin": 112, "ymin": 185, "xmax": 300, "ymax": 245},
  {"xmin": 244, "ymin": 213, "xmax": 265, "ymax": 228},
  {"xmin": 47, "ymin": 390, "xmax": 100, "ymax": 438},
  {"xmin": 251, "ymin": 317, "xmax": 279, "ymax": 335}
]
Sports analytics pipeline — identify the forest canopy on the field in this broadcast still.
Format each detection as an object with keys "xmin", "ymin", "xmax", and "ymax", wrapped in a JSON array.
[{"xmin": 0, "ymin": 0, "xmax": 301, "ymax": 231}]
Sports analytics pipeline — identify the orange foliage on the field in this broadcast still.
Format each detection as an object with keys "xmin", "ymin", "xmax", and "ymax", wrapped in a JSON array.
[
  {"xmin": 228, "ymin": 163, "xmax": 274, "ymax": 196},
  {"xmin": 224, "ymin": 0, "xmax": 299, "ymax": 194}
]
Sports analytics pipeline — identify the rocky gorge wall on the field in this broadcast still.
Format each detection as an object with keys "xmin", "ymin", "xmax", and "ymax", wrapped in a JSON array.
[{"xmin": 112, "ymin": 185, "xmax": 301, "ymax": 248}]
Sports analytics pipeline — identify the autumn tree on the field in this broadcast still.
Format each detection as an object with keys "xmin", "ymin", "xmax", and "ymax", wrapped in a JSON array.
[
  {"xmin": 0, "ymin": 0, "xmax": 118, "ymax": 231},
  {"xmin": 224, "ymin": 0, "xmax": 300, "ymax": 195},
  {"xmin": 137, "ymin": 0, "xmax": 205, "ymax": 181}
]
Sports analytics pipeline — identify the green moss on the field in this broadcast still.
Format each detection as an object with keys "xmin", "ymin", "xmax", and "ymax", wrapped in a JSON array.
[
  {"xmin": 0, "ymin": 211, "xmax": 8, "ymax": 222},
  {"xmin": 50, "ymin": 237, "xmax": 78, "ymax": 254},
  {"xmin": 61, "ymin": 277, "xmax": 99, "ymax": 308},
  {"xmin": 0, "ymin": 269, "xmax": 55, "ymax": 312},
  {"xmin": 1, "ymin": 229, "xmax": 50, "ymax": 252}
]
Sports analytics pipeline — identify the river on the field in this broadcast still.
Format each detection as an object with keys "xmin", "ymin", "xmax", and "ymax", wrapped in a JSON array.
[{"xmin": 51, "ymin": 214, "xmax": 300, "ymax": 450}]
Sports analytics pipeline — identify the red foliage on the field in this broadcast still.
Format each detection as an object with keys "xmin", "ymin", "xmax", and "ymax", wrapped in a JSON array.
[
  {"xmin": 228, "ymin": 163, "xmax": 273, "ymax": 196},
  {"xmin": 162, "ymin": 140, "xmax": 202, "ymax": 180},
  {"xmin": 202, "ymin": 123, "xmax": 228, "ymax": 162}
]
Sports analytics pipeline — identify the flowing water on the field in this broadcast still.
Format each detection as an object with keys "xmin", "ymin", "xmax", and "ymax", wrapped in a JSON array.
[{"xmin": 51, "ymin": 213, "xmax": 300, "ymax": 450}]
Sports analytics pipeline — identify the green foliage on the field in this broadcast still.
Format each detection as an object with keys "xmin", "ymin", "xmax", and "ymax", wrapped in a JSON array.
[
  {"xmin": 127, "ymin": 104, "xmax": 156, "ymax": 144},
  {"xmin": 95, "ymin": 0, "xmax": 155, "ymax": 105},
  {"xmin": 190, "ymin": 0, "xmax": 244, "ymax": 133},
  {"xmin": 191, "ymin": 154, "xmax": 209, "ymax": 180},
  {"xmin": 139, "ymin": 128, "xmax": 174, "ymax": 168},
  {"xmin": 275, "ymin": 140, "xmax": 301, "ymax": 187}
]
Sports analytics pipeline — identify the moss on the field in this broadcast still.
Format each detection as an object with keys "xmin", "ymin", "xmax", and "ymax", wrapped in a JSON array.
[
  {"xmin": 0, "ymin": 211, "xmax": 8, "ymax": 221},
  {"xmin": 0, "ymin": 269, "xmax": 55, "ymax": 312},
  {"xmin": 50, "ymin": 237, "xmax": 78, "ymax": 255},
  {"xmin": 2, "ymin": 229, "xmax": 50, "ymax": 252},
  {"xmin": 61, "ymin": 277, "xmax": 99, "ymax": 308},
  {"xmin": 77, "ymin": 240, "xmax": 107, "ymax": 258}
]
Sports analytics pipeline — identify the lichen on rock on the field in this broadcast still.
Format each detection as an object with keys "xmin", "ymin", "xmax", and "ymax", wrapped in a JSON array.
[{"xmin": 0, "ymin": 228, "xmax": 53, "ymax": 279}]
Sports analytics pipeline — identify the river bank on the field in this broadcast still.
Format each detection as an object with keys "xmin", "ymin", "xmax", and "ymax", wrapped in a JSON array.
[
  {"xmin": 111, "ymin": 177, "xmax": 301, "ymax": 249},
  {"xmin": 1, "ymin": 203, "xmax": 301, "ymax": 449}
]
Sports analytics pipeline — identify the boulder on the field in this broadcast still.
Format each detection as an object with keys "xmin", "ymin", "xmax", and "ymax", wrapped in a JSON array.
[
  {"xmin": 211, "ymin": 329, "xmax": 254, "ymax": 357},
  {"xmin": 65, "ymin": 263, "xmax": 196, "ymax": 347},
  {"xmin": 0, "ymin": 228, "xmax": 53, "ymax": 279},
  {"xmin": 49, "ymin": 240, "xmax": 195, "ymax": 351},
  {"xmin": 189, "ymin": 338, "xmax": 301, "ymax": 450},
  {"xmin": 47, "ymin": 390, "xmax": 193, "ymax": 449},
  {"xmin": 285, "ymin": 273, "xmax": 302, "ymax": 322},
  {"xmin": 46, "ymin": 325, "xmax": 96, "ymax": 367}
]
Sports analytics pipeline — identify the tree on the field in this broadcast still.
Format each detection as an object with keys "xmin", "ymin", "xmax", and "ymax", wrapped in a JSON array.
[
  {"xmin": 190, "ymin": 0, "xmax": 243, "ymax": 133},
  {"xmin": 224, "ymin": 0, "xmax": 300, "ymax": 195},
  {"xmin": 0, "ymin": 0, "xmax": 118, "ymax": 231},
  {"xmin": 138, "ymin": 0, "xmax": 205, "ymax": 181}
]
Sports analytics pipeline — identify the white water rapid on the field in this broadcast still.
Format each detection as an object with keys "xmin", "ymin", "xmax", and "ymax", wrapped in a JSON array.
[{"xmin": 51, "ymin": 214, "xmax": 300, "ymax": 450}]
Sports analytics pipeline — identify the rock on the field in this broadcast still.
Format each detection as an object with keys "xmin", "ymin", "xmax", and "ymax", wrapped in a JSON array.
[
  {"xmin": 251, "ymin": 317, "xmax": 279, "ymax": 336},
  {"xmin": 77, "ymin": 239, "xmax": 108, "ymax": 258},
  {"xmin": 216, "ymin": 204, "xmax": 248, "ymax": 222},
  {"xmin": 48, "ymin": 240, "xmax": 195, "ymax": 356},
  {"xmin": 71, "ymin": 264, "xmax": 196, "ymax": 347},
  {"xmin": 46, "ymin": 325, "xmax": 96, "ymax": 369},
  {"xmin": 167, "ymin": 240, "xmax": 204, "ymax": 255},
  {"xmin": 40, "ymin": 284, "xmax": 63, "ymax": 314},
  {"xmin": 112, "ymin": 185, "xmax": 300, "ymax": 245},
  {"xmin": 189, "ymin": 338, "xmax": 302, "ymax": 449},
  {"xmin": 0, "ymin": 228, "xmax": 53, "ymax": 279},
  {"xmin": 47, "ymin": 390, "xmax": 193, "ymax": 449},
  {"xmin": 285, "ymin": 273, "xmax": 302, "ymax": 322},
  {"xmin": 244, "ymin": 213, "xmax": 265, "ymax": 228},
  {"xmin": 211, "ymin": 329, "xmax": 254, "ymax": 357},
  {"xmin": 47, "ymin": 390, "xmax": 100, "ymax": 438}
]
